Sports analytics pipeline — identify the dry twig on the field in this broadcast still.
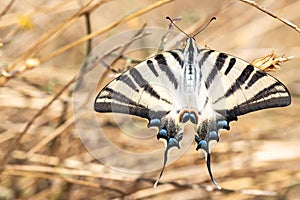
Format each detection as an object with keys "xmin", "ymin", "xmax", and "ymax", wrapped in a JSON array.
[
  {"xmin": 1, "ymin": 1, "xmax": 298, "ymax": 199},
  {"xmin": 0, "ymin": 0, "xmax": 174, "ymax": 86},
  {"xmin": 39, "ymin": 0, "xmax": 175, "ymax": 63},
  {"xmin": 239, "ymin": 0, "xmax": 300, "ymax": 33},
  {"xmin": 0, "ymin": 0, "xmax": 16, "ymax": 17},
  {"xmin": 0, "ymin": 76, "xmax": 76, "ymax": 175},
  {"xmin": 0, "ymin": 23, "xmax": 150, "ymax": 176}
]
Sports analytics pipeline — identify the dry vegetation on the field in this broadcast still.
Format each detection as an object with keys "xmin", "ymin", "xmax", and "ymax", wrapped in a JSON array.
[{"xmin": 1, "ymin": 0, "xmax": 300, "ymax": 199}]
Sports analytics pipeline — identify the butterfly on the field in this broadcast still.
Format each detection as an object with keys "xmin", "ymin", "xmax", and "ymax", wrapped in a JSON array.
[{"xmin": 94, "ymin": 17, "xmax": 291, "ymax": 189}]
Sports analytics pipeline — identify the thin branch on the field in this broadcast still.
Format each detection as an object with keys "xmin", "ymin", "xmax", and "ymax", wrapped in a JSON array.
[
  {"xmin": 0, "ymin": 0, "xmax": 174, "ymax": 87},
  {"xmin": 5, "ymin": 163, "xmax": 134, "ymax": 181},
  {"xmin": 131, "ymin": 178, "xmax": 277, "ymax": 198},
  {"xmin": 0, "ymin": 24, "xmax": 151, "ymax": 175},
  {"xmin": 0, "ymin": 76, "xmax": 76, "ymax": 175},
  {"xmin": 4, "ymin": 170, "xmax": 125, "ymax": 195},
  {"xmin": 8, "ymin": 0, "xmax": 95, "ymax": 70},
  {"xmin": 75, "ymin": 25, "xmax": 150, "ymax": 95},
  {"xmin": 239, "ymin": 0, "xmax": 300, "ymax": 34},
  {"xmin": 0, "ymin": 0, "xmax": 16, "ymax": 17},
  {"xmin": 84, "ymin": 11, "xmax": 92, "ymax": 56},
  {"xmin": 110, "ymin": 23, "xmax": 148, "ymax": 66},
  {"xmin": 25, "ymin": 114, "xmax": 75, "ymax": 158},
  {"xmin": 39, "ymin": 0, "xmax": 175, "ymax": 63},
  {"xmin": 0, "ymin": 0, "xmax": 108, "ymax": 82}
]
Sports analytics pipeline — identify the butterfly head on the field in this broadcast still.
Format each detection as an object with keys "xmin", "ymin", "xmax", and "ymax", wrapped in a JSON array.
[{"xmin": 183, "ymin": 37, "xmax": 197, "ymax": 53}]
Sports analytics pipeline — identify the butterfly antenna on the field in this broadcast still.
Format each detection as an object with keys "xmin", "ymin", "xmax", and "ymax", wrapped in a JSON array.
[
  {"xmin": 166, "ymin": 16, "xmax": 189, "ymax": 38},
  {"xmin": 154, "ymin": 147, "xmax": 169, "ymax": 188},
  {"xmin": 192, "ymin": 17, "xmax": 216, "ymax": 38},
  {"xmin": 206, "ymin": 152, "xmax": 222, "ymax": 190}
]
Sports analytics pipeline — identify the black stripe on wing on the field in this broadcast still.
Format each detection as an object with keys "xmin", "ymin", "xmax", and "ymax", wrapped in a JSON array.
[
  {"xmin": 237, "ymin": 82, "xmax": 291, "ymax": 111},
  {"xmin": 94, "ymin": 52, "xmax": 182, "ymax": 120},
  {"xmin": 217, "ymin": 86, "xmax": 290, "ymax": 120},
  {"xmin": 95, "ymin": 102, "xmax": 169, "ymax": 120},
  {"xmin": 205, "ymin": 52, "xmax": 228, "ymax": 89},
  {"xmin": 155, "ymin": 54, "xmax": 179, "ymax": 89},
  {"xmin": 201, "ymin": 51, "xmax": 291, "ymax": 121},
  {"xmin": 116, "ymin": 74, "xmax": 139, "ymax": 92},
  {"xmin": 168, "ymin": 50, "xmax": 183, "ymax": 66},
  {"xmin": 224, "ymin": 58, "xmax": 236, "ymax": 75},
  {"xmin": 146, "ymin": 60, "xmax": 159, "ymax": 77},
  {"xmin": 245, "ymin": 70, "xmax": 266, "ymax": 89},
  {"xmin": 214, "ymin": 64, "xmax": 254, "ymax": 103},
  {"xmin": 215, "ymin": 72, "xmax": 291, "ymax": 120},
  {"xmin": 199, "ymin": 49, "xmax": 214, "ymax": 66},
  {"xmin": 94, "ymin": 87, "xmax": 170, "ymax": 120},
  {"xmin": 129, "ymin": 68, "xmax": 166, "ymax": 102}
]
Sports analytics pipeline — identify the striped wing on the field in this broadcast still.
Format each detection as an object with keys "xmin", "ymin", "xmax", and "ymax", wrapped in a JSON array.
[
  {"xmin": 94, "ymin": 50, "xmax": 184, "ymax": 121},
  {"xmin": 94, "ymin": 40, "xmax": 291, "ymax": 189},
  {"xmin": 199, "ymin": 49, "xmax": 291, "ymax": 121}
]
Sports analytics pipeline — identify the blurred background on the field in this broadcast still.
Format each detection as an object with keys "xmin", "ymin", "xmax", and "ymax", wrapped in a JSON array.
[{"xmin": 0, "ymin": 0, "xmax": 300, "ymax": 199}]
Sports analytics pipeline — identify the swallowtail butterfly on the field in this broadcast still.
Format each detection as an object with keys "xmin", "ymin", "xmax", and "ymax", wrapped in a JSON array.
[{"xmin": 94, "ymin": 17, "xmax": 291, "ymax": 189}]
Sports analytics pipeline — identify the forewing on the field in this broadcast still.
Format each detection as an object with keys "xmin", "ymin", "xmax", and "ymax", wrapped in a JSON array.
[
  {"xmin": 199, "ymin": 49, "xmax": 291, "ymax": 121},
  {"xmin": 94, "ymin": 50, "xmax": 184, "ymax": 121}
]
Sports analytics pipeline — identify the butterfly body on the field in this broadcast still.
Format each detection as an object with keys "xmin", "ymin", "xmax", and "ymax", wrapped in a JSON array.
[{"xmin": 94, "ymin": 35, "xmax": 291, "ymax": 188}]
